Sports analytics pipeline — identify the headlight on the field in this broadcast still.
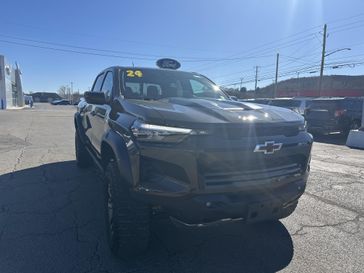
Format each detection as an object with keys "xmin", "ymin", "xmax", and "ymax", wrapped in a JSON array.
[{"xmin": 131, "ymin": 120, "xmax": 206, "ymax": 143}]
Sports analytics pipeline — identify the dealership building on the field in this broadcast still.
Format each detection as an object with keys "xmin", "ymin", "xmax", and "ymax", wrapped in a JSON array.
[{"xmin": 0, "ymin": 54, "xmax": 24, "ymax": 109}]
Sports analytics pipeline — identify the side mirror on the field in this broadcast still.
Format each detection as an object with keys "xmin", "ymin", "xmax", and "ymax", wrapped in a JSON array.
[{"xmin": 84, "ymin": 91, "xmax": 106, "ymax": 105}]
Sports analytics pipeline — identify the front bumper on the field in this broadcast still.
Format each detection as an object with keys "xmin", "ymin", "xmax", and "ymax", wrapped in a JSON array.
[
  {"xmin": 126, "ymin": 132, "xmax": 312, "ymax": 224},
  {"xmin": 307, "ymin": 118, "xmax": 348, "ymax": 134},
  {"xmin": 133, "ymin": 174, "xmax": 307, "ymax": 224},
  {"xmin": 307, "ymin": 125, "xmax": 341, "ymax": 134}
]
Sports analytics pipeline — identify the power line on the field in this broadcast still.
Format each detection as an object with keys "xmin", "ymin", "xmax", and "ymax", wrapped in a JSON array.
[
  {"xmin": 0, "ymin": 38, "xmax": 276, "ymax": 63},
  {"xmin": 0, "ymin": 21, "xmax": 223, "ymax": 53},
  {"xmin": 190, "ymin": 34, "xmax": 318, "ymax": 71},
  {"xmin": 220, "ymin": 59, "xmax": 364, "ymax": 88},
  {"xmin": 0, "ymin": 39, "xmax": 157, "ymax": 61},
  {"xmin": 216, "ymin": 22, "xmax": 361, "ymax": 87},
  {"xmin": 0, "ymin": 33, "xmax": 325, "ymax": 65},
  {"xmin": 0, "ymin": 33, "xmax": 269, "ymax": 62},
  {"xmin": 190, "ymin": 13, "xmax": 364, "ymax": 71},
  {"xmin": 192, "ymin": 14, "xmax": 364, "ymax": 80}
]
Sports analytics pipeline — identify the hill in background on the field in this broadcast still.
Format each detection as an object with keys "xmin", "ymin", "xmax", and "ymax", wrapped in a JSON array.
[{"xmin": 255, "ymin": 75, "xmax": 364, "ymax": 98}]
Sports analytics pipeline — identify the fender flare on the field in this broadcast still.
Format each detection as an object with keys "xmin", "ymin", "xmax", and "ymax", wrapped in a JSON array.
[
  {"xmin": 74, "ymin": 112, "xmax": 88, "ymax": 143},
  {"xmin": 102, "ymin": 130, "xmax": 135, "ymax": 188}
]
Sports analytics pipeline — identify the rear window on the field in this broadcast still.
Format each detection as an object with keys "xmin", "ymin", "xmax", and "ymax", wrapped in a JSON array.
[
  {"xmin": 309, "ymin": 100, "xmax": 342, "ymax": 110},
  {"xmin": 254, "ymin": 100, "xmax": 271, "ymax": 104},
  {"xmin": 270, "ymin": 100, "xmax": 301, "ymax": 108}
]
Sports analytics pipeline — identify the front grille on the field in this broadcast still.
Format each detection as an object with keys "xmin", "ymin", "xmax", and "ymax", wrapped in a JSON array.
[
  {"xmin": 211, "ymin": 125, "xmax": 299, "ymax": 139},
  {"xmin": 199, "ymin": 154, "xmax": 307, "ymax": 187},
  {"xmin": 203, "ymin": 163, "xmax": 302, "ymax": 186}
]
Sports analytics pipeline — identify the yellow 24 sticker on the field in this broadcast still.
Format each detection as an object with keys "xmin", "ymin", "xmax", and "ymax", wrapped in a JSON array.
[{"xmin": 126, "ymin": 70, "xmax": 143, "ymax": 78}]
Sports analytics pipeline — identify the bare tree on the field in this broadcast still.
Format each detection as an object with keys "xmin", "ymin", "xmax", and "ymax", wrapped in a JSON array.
[
  {"xmin": 72, "ymin": 90, "xmax": 82, "ymax": 102},
  {"xmin": 57, "ymin": 85, "xmax": 68, "ymax": 98}
]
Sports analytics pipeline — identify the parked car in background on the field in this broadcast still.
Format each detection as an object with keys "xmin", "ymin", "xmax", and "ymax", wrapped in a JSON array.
[
  {"xmin": 306, "ymin": 97, "xmax": 363, "ymax": 135},
  {"xmin": 51, "ymin": 99, "xmax": 70, "ymax": 105},
  {"xmin": 269, "ymin": 98, "xmax": 312, "ymax": 116},
  {"xmin": 24, "ymin": 95, "xmax": 34, "ymax": 105}
]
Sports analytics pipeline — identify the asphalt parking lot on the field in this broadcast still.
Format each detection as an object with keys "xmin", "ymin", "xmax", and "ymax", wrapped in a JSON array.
[{"xmin": 0, "ymin": 103, "xmax": 363, "ymax": 273}]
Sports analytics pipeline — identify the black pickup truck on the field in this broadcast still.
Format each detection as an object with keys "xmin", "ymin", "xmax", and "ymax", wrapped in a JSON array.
[{"xmin": 74, "ymin": 64, "xmax": 313, "ymax": 258}]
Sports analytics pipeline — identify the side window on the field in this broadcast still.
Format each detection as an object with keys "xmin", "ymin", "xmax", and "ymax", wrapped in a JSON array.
[
  {"xmin": 354, "ymin": 100, "xmax": 362, "ymax": 111},
  {"xmin": 344, "ymin": 100, "xmax": 353, "ymax": 111},
  {"xmin": 92, "ymin": 73, "xmax": 104, "ymax": 92},
  {"xmin": 189, "ymin": 79, "xmax": 205, "ymax": 94},
  {"xmin": 101, "ymin": 72, "xmax": 113, "ymax": 101}
]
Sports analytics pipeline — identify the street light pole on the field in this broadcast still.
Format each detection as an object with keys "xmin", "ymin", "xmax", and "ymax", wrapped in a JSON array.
[
  {"xmin": 70, "ymin": 82, "xmax": 73, "ymax": 103},
  {"xmin": 325, "ymin": 48, "xmax": 351, "ymax": 57},
  {"xmin": 318, "ymin": 24, "xmax": 327, "ymax": 97},
  {"xmin": 254, "ymin": 66, "xmax": 259, "ymax": 99},
  {"xmin": 274, "ymin": 53, "xmax": 279, "ymax": 98}
]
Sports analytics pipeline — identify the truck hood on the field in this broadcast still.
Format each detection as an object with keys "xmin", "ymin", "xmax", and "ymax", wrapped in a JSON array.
[{"xmin": 120, "ymin": 98, "xmax": 304, "ymax": 128}]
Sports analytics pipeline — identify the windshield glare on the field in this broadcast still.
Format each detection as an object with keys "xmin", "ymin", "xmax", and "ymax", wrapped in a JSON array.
[{"xmin": 122, "ymin": 69, "xmax": 228, "ymax": 100}]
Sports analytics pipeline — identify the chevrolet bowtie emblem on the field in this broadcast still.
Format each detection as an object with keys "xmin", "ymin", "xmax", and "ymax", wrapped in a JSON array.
[{"xmin": 254, "ymin": 141, "xmax": 283, "ymax": 155}]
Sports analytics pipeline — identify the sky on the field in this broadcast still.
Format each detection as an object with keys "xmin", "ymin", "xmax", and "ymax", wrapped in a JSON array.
[{"xmin": 1, "ymin": 0, "xmax": 364, "ymax": 93}]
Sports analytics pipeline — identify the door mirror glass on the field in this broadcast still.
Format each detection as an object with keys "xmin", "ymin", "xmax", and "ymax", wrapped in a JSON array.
[{"xmin": 84, "ymin": 91, "xmax": 106, "ymax": 105}]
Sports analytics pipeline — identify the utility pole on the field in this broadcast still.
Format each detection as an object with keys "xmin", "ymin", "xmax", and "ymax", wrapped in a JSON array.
[
  {"xmin": 318, "ymin": 24, "xmax": 327, "ymax": 97},
  {"xmin": 239, "ymin": 77, "xmax": 244, "ymax": 91},
  {"xmin": 254, "ymin": 66, "xmax": 259, "ymax": 99},
  {"xmin": 70, "ymin": 82, "xmax": 73, "ymax": 103},
  {"xmin": 274, "ymin": 53, "xmax": 279, "ymax": 98}
]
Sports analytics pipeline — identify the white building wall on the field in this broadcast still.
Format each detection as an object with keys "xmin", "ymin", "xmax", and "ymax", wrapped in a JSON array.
[
  {"xmin": 14, "ymin": 65, "xmax": 24, "ymax": 107},
  {"xmin": 5, "ymin": 64, "xmax": 12, "ymax": 107},
  {"xmin": 0, "ymin": 55, "xmax": 24, "ymax": 109},
  {"xmin": 0, "ymin": 55, "xmax": 6, "ymax": 109}
]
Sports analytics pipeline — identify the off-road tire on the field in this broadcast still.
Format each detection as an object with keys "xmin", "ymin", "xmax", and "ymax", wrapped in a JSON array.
[
  {"xmin": 104, "ymin": 160, "xmax": 150, "ymax": 258},
  {"xmin": 75, "ymin": 132, "xmax": 92, "ymax": 168}
]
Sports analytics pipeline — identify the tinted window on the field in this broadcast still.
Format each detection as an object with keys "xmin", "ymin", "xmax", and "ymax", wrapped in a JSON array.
[
  {"xmin": 122, "ymin": 69, "xmax": 227, "ymax": 100},
  {"xmin": 254, "ymin": 99, "xmax": 271, "ymax": 104},
  {"xmin": 190, "ymin": 79, "xmax": 206, "ymax": 94},
  {"xmin": 309, "ymin": 100, "xmax": 341, "ymax": 110},
  {"xmin": 92, "ymin": 73, "xmax": 104, "ymax": 92},
  {"xmin": 101, "ymin": 72, "xmax": 113, "ymax": 100},
  {"xmin": 344, "ymin": 99, "xmax": 363, "ymax": 111},
  {"xmin": 270, "ymin": 100, "xmax": 301, "ymax": 108}
]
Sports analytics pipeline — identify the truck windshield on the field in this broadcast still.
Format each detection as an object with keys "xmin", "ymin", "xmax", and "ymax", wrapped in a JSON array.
[{"xmin": 121, "ymin": 68, "xmax": 228, "ymax": 100}]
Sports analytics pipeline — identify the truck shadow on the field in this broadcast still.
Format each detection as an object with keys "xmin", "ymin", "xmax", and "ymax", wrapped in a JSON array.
[
  {"xmin": 143, "ymin": 219, "xmax": 294, "ymax": 273},
  {"xmin": 0, "ymin": 161, "xmax": 294, "ymax": 273}
]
